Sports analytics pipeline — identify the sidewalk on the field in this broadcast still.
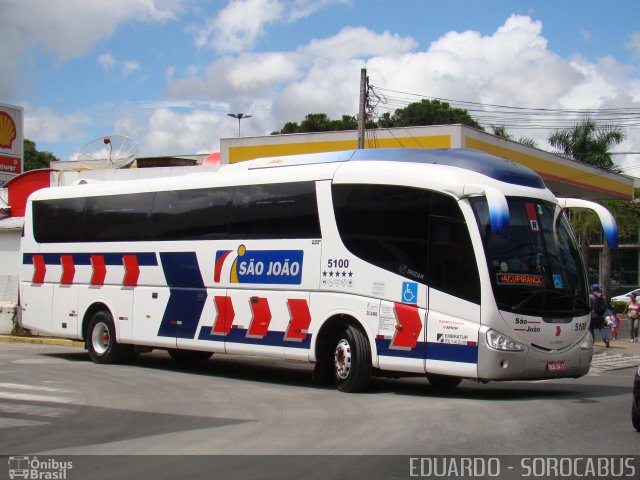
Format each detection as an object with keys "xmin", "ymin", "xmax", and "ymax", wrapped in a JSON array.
[
  {"xmin": 592, "ymin": 316, "xmax": 640, "ymax": 356},
  {"xmin": 0, "ymin": 334, "xmax": 84, "ymax": 347}
]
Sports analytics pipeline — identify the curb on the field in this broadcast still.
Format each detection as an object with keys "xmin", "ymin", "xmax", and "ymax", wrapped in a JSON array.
[{"xmin": 0, "ymin": 334, "xmax": 84, "ymax": 347}]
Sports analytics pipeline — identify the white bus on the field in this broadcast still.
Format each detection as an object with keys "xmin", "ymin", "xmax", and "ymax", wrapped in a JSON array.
[{"xmin": 19, "ymin": 148, "xmax": 617, "ymax": 392}]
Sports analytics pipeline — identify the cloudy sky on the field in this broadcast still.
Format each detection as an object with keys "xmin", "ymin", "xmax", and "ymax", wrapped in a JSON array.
[{"xmin": 2, "ymin": 0, "xmax": 639, "ymax": 174}]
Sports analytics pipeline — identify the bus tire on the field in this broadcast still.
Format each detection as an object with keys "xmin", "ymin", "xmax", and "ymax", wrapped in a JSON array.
[
  {"xmin": 427, "ymin": 374, "xmax": 462, "ymax": 389},
  {"xmin": 333, "ymin": 324, "xmax": 371, "ymax": 393},
  {"xmin": 87, "ymin": 310, "xmax": 125, "ymax": 364},
  {"xmin": 168, "ymin": 349, "xmax": 213, "ymax": 362}
]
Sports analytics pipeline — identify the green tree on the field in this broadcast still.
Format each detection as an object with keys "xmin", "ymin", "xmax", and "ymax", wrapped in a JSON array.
[
  {"xmin": 548, "ymin": 118, "xmax": 625, "ymax": 172},
  {"xmin": 383, "ymin": 99, "xmax": 483, "ymax": 130},
  {"xmin": 23, "ymin": 139, "xmax": 58, "ymax": 171},
  {"xmin": 549, "ymin": 118, "xmax": 626, "ymax": 296},
  {"xmin": 272, "ymin": 114, "xmax": 358, "ymax": 134},
  {"xmin": 272, "ymin": 100, "xmax": 484, "ymax": 134},
  {"xmin": 491, "ymin": 124, "xmax": 537, "ymax": 148}
]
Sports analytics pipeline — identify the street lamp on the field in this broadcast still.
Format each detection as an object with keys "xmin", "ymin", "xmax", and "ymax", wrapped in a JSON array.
[{"xmin": 227, "ymin": 113, "xmax": 252, "ymax": 137}]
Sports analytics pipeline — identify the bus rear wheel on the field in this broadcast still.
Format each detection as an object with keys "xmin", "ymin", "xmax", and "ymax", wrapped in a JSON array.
[
  {"xmin": 333, "ymin": 325, "xmax": 371, "ymax": 393},
  {"xmin": 87, "ymin": 310, "xmax": 126, "ymax": 364}
]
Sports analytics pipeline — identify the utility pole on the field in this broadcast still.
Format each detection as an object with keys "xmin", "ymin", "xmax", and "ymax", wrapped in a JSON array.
[{"xmin": 357, "ymin": 68, "xmax": 368, "ymax": 149}]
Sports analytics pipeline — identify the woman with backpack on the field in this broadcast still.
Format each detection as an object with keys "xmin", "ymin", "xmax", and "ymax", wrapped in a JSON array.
[
  {"xmin": 590, "ymin": 284, "xmax": 610, "ymax": 348},
  {"xmin": 623, "ymin": 292, "xmax": 640, "ymax": 342}
]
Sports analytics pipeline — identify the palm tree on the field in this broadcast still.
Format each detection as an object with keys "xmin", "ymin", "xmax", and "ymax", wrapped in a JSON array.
[
  {"xmin": 548, "ymin": 118, "xmax": 626, "ymax": 298},
  {"xmin": 548, "ymin": 118, "xmax": 625, "ymax": 172}
]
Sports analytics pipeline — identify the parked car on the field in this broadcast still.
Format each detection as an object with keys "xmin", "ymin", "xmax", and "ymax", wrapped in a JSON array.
[
  {"xmin": 633, "ymin": 365, "xmax": 640, "ymax": 432},
  {"xmin": 611, "ymin": 288, "xmax": 640, "ymax": 311}
]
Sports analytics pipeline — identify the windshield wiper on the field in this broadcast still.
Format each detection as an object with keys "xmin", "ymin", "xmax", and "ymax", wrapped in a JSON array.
[{"xmin": 512, "ymin": 289, "xmax": 563, "ymax": 312}]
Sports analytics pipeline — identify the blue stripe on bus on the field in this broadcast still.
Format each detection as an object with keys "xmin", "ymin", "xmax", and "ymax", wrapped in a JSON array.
[
  {"xmin": 22, "ymin": 252, "xmax": 158, "ymax": 266},
  {"xmin": 158, "ymin": 252, "xmax": 206, "ymax": 339},
  {"xmin": 377, "ymin": 340, "xmax": 478, "ymax": 363},
  {"xmin": 426, "ymin": 342, "xmax": 478, "ymax": 364},
  {"xmin": 376, "ymin": 339, "xmax": 426, "ymax": 359},
  {"xmin": 197, "ymin": 326, "xmax": 312, "ymax": 349}
]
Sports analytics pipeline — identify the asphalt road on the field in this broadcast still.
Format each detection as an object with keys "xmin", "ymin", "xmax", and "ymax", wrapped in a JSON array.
[{"xmin": 1, "ymin": 342, "xmax": 638, "ymax": 479}]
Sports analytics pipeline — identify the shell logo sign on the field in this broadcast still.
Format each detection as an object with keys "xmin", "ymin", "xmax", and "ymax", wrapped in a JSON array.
[
  {"xmin": 0, "ymin": 112, "xmax": 16, "ymax": 149},
  {"xmin": 0, "ymin": 103, "xmax": 23, "ymax": 176}
]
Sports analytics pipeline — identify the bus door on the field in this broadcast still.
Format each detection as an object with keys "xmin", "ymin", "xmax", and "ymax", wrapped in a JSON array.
[
  {"xmin": 377, "ymin": 281, "xmax": 428, "ymax": 374},
  {"xmin": 176, "ymin": 285, "xmax": 227, "ymax": 354}
]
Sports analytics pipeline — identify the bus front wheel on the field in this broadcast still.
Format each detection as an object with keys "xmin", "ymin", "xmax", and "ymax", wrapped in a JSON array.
[
  {"xmin": 333, "ymin": 325, "xmax": 371, "ymax": 393},
  {"xmin": 87, "ymin": 310, "xmax": 126, "ymax": 364}
]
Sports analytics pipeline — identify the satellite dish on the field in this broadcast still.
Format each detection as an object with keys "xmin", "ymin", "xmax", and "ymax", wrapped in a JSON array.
[{"xmin": 77, "ymin": 135, "xmax": 139, "ymax": 169}]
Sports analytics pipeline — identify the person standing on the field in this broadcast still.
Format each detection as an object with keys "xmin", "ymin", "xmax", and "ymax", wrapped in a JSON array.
[
  {"xmin": 607, "ymin": 310, "xmax": 620, "ymax": 341},
  {"xmin": 589, "ymin": 284, "xmax": 610, "ymax": 348},
  {"xmin": 623, "ymin": 292, "xmax": 640, "ymax": 342}
]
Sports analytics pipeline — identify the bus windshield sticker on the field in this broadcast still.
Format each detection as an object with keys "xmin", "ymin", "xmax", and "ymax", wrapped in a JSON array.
[
  {"xmin": 496, "ymin": 273, "xmax": 543, "ymax": 287},
  {"xmin": 553, "ymin": 274, "xmax": 563, "ymax": 288},
  {"xmin": 524, "ymin": 202, "xmax": 540, "ymax": 232}
]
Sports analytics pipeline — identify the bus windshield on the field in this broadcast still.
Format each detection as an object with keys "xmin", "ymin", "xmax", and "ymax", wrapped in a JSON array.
[{"xmin": 470, "ymin": 196, "xmax": 589, "ymax": 317}]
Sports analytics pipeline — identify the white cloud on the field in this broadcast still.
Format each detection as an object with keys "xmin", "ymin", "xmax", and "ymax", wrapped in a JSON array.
[
  {"xmin": 300, "ymin": 27, "xmax": 417, "ymax": 61},
  {"xmin": 144, "ymin": 107, "xmax": 226, "ymax": 155},
  {"xmin": 23, "ymin": 105, "xmax": 91, "ymax": 145},
  {"xmin": 626, "ymin": 32, "xmax": 640, "ymax": 58},
  {"xmin": 25, "ymin": 12, "xmax": 639, "ymax": 170},
  {"xmin": 0, "ymin": 0, "xmax": 183, "ymax": 97},
  {"xmin": 192, "ymin": 0, "xmax": 352, "ymax": 53},
  {"xmin": 194, "ymin": 0, "xmax": 283, "ymax": 53},
  {"xmin": 286, "ymin": 0, "xmax": 352, "ymax": 22},
  {"xmin": 122, "ymin": 60, "xmax": 141, "ymax": 77},
  {"xmin": 148, "ymin": 14, "xmax": 640, "ymax": 164},
  {"xmin": 166, "ymin": 52, "xmax": 300, "ymax": 100},
  {"xmin": 98, "ymin": 53, "xmax": 116, "ymax": 71},
  {"xmin": 98, "ymin": 53, "xmax": 142, "ymax": 78}
]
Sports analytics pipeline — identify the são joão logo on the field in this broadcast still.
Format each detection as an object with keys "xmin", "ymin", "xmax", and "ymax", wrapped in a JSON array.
[{"xmin": 215, "ymin": 245, "xmax": 304, "ymax": 285}]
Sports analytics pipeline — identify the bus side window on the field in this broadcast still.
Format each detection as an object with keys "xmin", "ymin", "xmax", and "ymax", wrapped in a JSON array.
[
  {"xmin": 332, "ymin": 184, "xmax": 430, "ymax": 282},
  {"xmin": 428, "ymin": 193, "xmax": 480, "ymax": 304}
]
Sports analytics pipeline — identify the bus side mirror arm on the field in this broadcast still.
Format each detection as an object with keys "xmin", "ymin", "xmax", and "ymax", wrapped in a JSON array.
[
  {"xmin": 557, "ymin": 198, "xmax": 619, "ymax": 249},
  {"xmin": 462, "ymin": 184, "xmax": 510, "ymax": 238}
]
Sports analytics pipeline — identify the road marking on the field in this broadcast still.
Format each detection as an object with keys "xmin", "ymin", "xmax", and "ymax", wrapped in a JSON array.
[
  {"xmin": 0, "ymin": 417, "xmax": 48, "ymax": 428},
  {"xmin": 0, "ymin": 401, "xmax": 74, "ymax": 417},
  {"xmin": 0, "ymin": 391, "xmax": 74, "ymax": 403},
  {"xmin": 590, "ymin": 353, "xmax": 640, "ymax": 373},
  {"xmin": 0, "ymin": 382, "xmax": 72, "ymax": 393}
]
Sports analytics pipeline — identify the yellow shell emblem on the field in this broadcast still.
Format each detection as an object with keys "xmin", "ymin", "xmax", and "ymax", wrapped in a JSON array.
[{"xmin": 0, "ymin": 112, "xmax": 16, "ymax": 149}]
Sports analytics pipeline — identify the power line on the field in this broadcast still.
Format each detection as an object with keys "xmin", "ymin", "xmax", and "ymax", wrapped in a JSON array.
[{"xmin": 370, "ymin": 86, "xmax": 640, "ymax": 132}]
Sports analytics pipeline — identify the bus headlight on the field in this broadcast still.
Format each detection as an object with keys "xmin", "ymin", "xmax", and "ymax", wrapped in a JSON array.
[
  {"xmin": 580, "ymin": 331, "xmax": 593, "ymax": 350},
  {"xmin": 486, "ymin": 329, "xmax": 526, "ymax": 352}
]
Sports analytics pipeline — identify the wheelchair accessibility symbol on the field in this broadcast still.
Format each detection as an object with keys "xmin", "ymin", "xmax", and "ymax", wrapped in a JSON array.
[{"xmin": 402, "ymin": 282, "xmax": 418, "ymax": 304}]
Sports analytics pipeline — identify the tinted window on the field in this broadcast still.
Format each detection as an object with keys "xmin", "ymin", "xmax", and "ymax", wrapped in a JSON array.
[
  {"xmin": 33, "ymin": 197, "xmax": 86, "ymax": 243},
  {"xmin": 231, "ymin": 182, "xmax": 321, "ymax": 239},
  {"xmin": 33, "ymin": 182, "xmax": 321, "ymax": 243},
  {"xmin": 332, "ymin": 184, "xmax": 430, "ymax": 282},
  {"xmin": 332, "ymin": 185, "xmax": 480, "ymax": 303},
  {"xmin": 84, "ymin": 193, "xmax": 154, "ymax": 242},
  {"xmin": 152, "ymin": 188, "xmax": 231, "ymax": 240},
  {"xmin": 428, "ymin": 193, "xmax": 480, "ymax": 304}
]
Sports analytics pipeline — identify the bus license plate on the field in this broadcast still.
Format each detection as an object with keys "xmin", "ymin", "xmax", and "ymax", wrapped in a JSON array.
[{"xmin": 547, "ymin": 360, "xmax": 566, "ymax": 372}]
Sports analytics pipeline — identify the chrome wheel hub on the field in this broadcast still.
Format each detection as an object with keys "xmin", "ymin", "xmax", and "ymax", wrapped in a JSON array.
[{"xmin": 334, "ymin": 339, "xmax": 352, "ymax": 380}]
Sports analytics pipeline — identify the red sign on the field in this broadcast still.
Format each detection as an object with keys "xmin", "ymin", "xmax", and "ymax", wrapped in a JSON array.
[{"xmin": 0, "ymin": 154, "xmax": 21, "ymax": 174}]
